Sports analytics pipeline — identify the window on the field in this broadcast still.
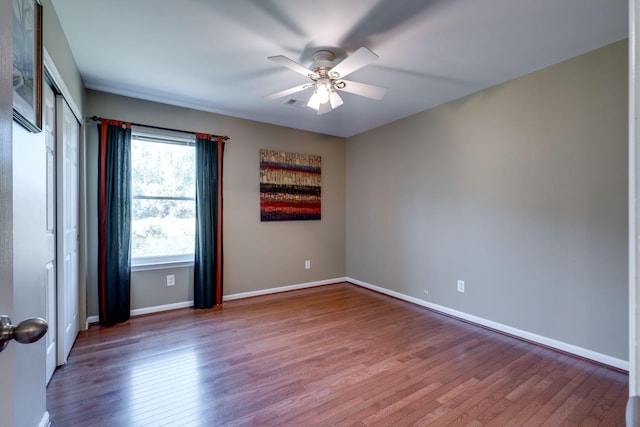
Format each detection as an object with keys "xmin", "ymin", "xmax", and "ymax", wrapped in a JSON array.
[{"xmin": 130, "ymin": 127, "xmax": 196, "ymax": 268}]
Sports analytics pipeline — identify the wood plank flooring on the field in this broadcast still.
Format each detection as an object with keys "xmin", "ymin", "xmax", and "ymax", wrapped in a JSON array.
[{"xmin": 47, "ymin": 283, "xmax": 628, "ymax": 426}]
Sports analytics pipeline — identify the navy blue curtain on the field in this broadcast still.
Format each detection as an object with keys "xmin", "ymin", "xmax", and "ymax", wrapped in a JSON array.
[
  {"xmin": 194, "ymin": 134, "xmax": 224, "ymax": 308},
  {"xmin": 98, "ymin": 120, "xmax": 132, "ymax": 325}
]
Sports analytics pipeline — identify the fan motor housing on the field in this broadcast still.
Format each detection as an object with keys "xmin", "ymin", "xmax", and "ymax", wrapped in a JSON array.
[{"xmin": 311, "ymin": 50, "xmax": 336, "ymax": 75}]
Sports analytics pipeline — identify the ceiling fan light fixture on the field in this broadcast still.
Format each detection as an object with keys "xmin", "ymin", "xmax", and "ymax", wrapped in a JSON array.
[
  {"xmin": 329, "ymin": 90, "xmax": 343, "ymax": 109},
  {"xmin": 308, "ymin": 78, "xmax": 332, "ymax": 111},
  {"xmin": 316, "ymin": 78, "xmax": 331, "ymax": 104},
  {"xmin": 307, "ymin": 91, "xmax": 321, "ymax": 110}
]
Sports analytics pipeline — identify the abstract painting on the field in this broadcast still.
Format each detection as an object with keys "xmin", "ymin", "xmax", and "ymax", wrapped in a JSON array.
[{"xmin": 260, "ymin": 149, "xmax": 321, "ymax": 221}]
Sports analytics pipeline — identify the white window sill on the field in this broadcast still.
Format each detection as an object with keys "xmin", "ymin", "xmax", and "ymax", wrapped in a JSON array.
[{"xmin": 131, "ymin": 259, "xmax": 194, "ymax": 272}]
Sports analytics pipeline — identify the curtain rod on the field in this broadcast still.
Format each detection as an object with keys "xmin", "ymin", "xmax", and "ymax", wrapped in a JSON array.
[{"xmin": 89, "ymin": 116, "xmax": 230, "ymax": 141}]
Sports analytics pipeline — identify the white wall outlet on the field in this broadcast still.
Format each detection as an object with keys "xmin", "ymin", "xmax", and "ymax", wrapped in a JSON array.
[
  {"xmin": 457, "ymin": 280, "xmax": 465, "ymax": 293},
  {"xmin": 305, "ymin": 260, "xmax": 311, "ymax": 270},
  {"xmin": 167, "ymin": 274, "xmax": 176, "ymax": 287}
]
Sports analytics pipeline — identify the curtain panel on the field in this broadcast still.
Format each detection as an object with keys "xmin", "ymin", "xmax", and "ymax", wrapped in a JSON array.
[
  {"xmin": 194, "ymin": 135, "xmax": 224, "ymax": 308},
  {"xmin": 98, "ymin": 120, "xmax": 132, "ymax": 325}
]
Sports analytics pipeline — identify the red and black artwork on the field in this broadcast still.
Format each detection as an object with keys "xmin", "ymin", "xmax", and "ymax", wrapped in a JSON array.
[{"xmin": 260, "ymin": 149, "xmax": 321, "ymax": 221}]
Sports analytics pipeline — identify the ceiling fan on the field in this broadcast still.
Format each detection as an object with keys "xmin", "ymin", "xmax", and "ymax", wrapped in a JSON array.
[{"xmin": 264, "ymin": 47, "xmax": 387, "ymax": 115}]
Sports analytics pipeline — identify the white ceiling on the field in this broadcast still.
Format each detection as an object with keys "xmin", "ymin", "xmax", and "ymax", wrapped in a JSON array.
[{"xmin": 51, "ymin": 0, "xmax": 628, "ymax": 138}]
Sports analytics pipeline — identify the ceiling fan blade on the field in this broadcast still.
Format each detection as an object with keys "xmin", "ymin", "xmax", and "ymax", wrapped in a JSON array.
[
  {"xmin": 264, "ymin": 84, "xmax": 312, "ymax": 101},
  {"xmin": 329, "ymin": 47, "xmax": 379, "ymax": 79},
  {"xmin": 268, "ymin": 55, "xmax": 317, "ymax": 78},
  {"xmin": 335, "ymin": 79, "xmax": 387, "ymax": 100}
]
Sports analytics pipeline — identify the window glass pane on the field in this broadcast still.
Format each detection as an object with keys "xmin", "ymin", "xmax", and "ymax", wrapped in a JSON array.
[
  {"xmin": 131, "ymin": 135, "xmax": 196, "ymax": 261},
  {"xmin": 131, "ymin": 199, "xmax": 195, "ymax": 258},
  {"xmin": 131, "ymin": 137, "xmax": 195, "ymax": 198}
]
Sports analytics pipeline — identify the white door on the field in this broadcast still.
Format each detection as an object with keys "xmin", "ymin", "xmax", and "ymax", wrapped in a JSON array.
[
  {"xmin": 56, "ymin": 96, "xmax": 79, "ymax": 364},
  {"xmin": 44, "ymin": 84, "xmax": 57, "ymax": 383}
]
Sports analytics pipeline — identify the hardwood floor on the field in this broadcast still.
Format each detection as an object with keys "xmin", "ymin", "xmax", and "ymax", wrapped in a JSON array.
[{"xmin": 47, "ymin": 283, "xmax": 628, "ymax": 426}]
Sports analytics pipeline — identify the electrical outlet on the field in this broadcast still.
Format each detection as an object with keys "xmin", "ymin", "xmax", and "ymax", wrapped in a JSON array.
[
  {"xmin": 167, "ymin": 274, "xmax": 176, "ymax": 287},
  {"xmin": 457, "ymin": 280, "xmax": 465, "ymax": 293},
  {"xmin": 305, "ymin": 260, "xmax": 311, "ymax": 270}
]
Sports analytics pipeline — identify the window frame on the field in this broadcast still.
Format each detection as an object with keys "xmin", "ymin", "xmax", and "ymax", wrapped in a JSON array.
[{"xmin": 129, "ymin": 126, "xmax": 196, "ymax": 269}]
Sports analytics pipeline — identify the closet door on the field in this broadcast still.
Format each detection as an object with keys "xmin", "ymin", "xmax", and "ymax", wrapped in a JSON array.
[
  {"xmin": 56, "ymin": 95, "xmax": 79, "ymax": 364},
  {"xmin": 44, "ymin": 83, "xmax": 57, "ymax": 383}
]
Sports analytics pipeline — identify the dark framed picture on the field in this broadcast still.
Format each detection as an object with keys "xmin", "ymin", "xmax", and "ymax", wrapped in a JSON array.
[{"xmin": 12, "ymin": 0, "xmax": 42, "ymax": 133}]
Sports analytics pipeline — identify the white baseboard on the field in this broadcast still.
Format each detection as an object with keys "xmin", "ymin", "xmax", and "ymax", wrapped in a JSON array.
[
  {"xmin": 130, "ymin": 301, "xmax": 193, "ymax": 316},
  {"xmin": 39, "ymin": 411, "xmax": 50, "ymax": 427},
  {"xmin": 85, "ymin": 278, "xmax": 348, "ymax": 328},
  {"xmin": 86, "ymin": 315, "xmax": 98, "ymax": 328},
  {"xmin": 346, "ymin": 277, "xmax": 629, "ymax": 371},
  {"xmin": 85, "ymin": 300, "xmax": 194, "ymax": 328},
  {"xmin": 223, "ymin": 277, "xmax": 347, "ymax": 301}
]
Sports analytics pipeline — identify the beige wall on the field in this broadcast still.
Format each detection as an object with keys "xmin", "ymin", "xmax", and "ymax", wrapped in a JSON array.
[
  {"xmin": 346, "ymin": 40, "xmax": 628, "ymax": 360},
  {"xmin": 42, "ymin": 0, "xmax": 85, "ymax": 112},
  {"xmin": 85, "ymin": 91, "xmax": 346, "ymax": 316}
]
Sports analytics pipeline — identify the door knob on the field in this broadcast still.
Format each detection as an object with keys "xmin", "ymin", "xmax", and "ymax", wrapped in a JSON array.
[{"xmin": 0, "ymin": 315, "xmax": 48, "ymax": 352}]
